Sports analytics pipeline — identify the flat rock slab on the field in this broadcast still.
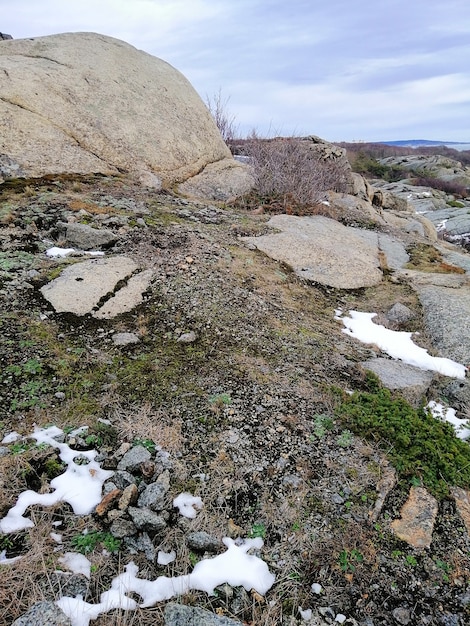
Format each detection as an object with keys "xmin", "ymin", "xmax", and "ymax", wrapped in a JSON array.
[
  {"xmin": 391, "ymin": 487, "xmax": 438, "ymax": 548},
  {"xmin": 451, "ymin": 487, "xmax": 470, "ymax": 536},
  {"xmin": 243, "ymin": 215, "xmax": 383, "ymax": 289},
  {"xmin": 93, "ymin": 269, "xmax": 153, "ymax": 319},
  {"xmin": 412, "ymin": 283, "xmax": 470, "ymax": 365},
  {"xmin": 40, "ymin": 256, "xmax": 151, "ymax": 317},
  {"xmin": 362, "ymin": 358, "xmax": 434, "ymax": 400}
]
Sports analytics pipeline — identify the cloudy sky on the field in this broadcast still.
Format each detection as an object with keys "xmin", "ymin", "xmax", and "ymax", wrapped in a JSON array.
[{"xmin": 2, "ymin": 0, "xmax": 470, "ymax": 142}]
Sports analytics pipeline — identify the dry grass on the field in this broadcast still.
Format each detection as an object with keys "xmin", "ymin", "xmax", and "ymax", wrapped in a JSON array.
[{"xmin": 114, "ymin": 402, "xmax": 185, "ymax": 454}]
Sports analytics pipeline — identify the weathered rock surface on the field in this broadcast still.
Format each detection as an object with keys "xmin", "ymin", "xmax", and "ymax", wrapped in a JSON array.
[
  {"xmin": 412, "ymin": 283, "xmax": 470, "ymax": 365},
  {"xmin": 0, "ymin": 32, "xmax": 249, "ymax": 196},
  {"xmin": 379, "ymin": 154, "xmax": 470, "ymax": 187},
  {"xmin": 60, "ymin": 222, "xmax": 118, "ymax": 250},
  {"xmin": 40, "ymin": 256, "xmax": 153, "ymax": 318},
  {"xmin": 164, "ymin": 602, "xmax": 243, "ymax": 626},
  {"xmin": 243, "ymin": 214, "xmax": 383, "ymax": 289},
  {"xmin": 390, "ymin": 487, "xmax": 438, "ymax": 548},
  {"xmin": 362, "ymin": 358, "xmax": 434, "ymax": 400},
  {"xmin": 11, "ymin": 601, "xmax": 71, "ymax": 626},
  {"xmin": 452, "ymin": 487, "xmax": 470, "ymax": 535}
]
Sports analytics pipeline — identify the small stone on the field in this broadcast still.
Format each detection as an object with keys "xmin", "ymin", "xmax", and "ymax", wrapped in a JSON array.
[
  {"xmin": 164, "ymin": 602, "xmax": 242, "ymax": 625},
  {"xmin": 331, "ymin": 493, "xmax": 345, "ymax": 505},
  {"xmin": 137, "ymin": 482, "xmax": 168, "ymax": 511},
  {"xmin": 110, "ymin": 518, "xmax": 137, "ymax": 538},
  {"xmin": 124, "ymin": 532, "xmax": 156, "ymax": 561},
  {"xmin": 387, "ymin": 302, "xmax": 415, "ymax": 324},
  {"xmin": 391, "ymin": 487, "xmax": 438, "ymax": 548},
  {"xmin": 112, "ymin": 470, "xmax": 137, "ymax": 490},
  {"xmin": 128, "ymin": 506, "xmax": 167, "ymax": 532},
  {"xmin": 451, "ymin": 486, "xmax": 470, "ymax": 536},
  {"xmin": 54, "ymin": 391, "xmax": 66, "ymax": 400},
  {"xmin": 95, "ymin": 488, "xmax": 122, "ymax": 517},
  {"xmin": 177, "ymin": 330, "xmax": 197, "ymax": 343},
  {"xmin": 392, "ymin": 607, "xmax": 411, "ymax": 625},
  {"xmin": 117, "ymin": 445, "xmax": 152, "ymax": 472},
  {"xmin": 118, "ymin": 484, "xmax": 139, "ymax": 510},
  {"xmin": 186, "ymin": 531, "xmax": 221, "ymax": 553},
  {"xmin": 112, "ymin": 332, "xmax": 140, "ymax": 346},
  {"xmin": 12, "ymin": 601, "xmax": 72, "ymax": 625},
  {"xmin": 140, "ymin": 460, "xmax": 156, "ymax": 479}
]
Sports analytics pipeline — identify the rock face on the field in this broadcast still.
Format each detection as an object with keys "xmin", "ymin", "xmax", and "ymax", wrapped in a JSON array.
[
  {"xmin": 379, "ymin": 154, "xmax": 470, "ymax": 187},
  {"xmin": 391, "ymin": 487, "xmax": 438, "ymax": 548},
  {"xmin": 0, "ymin": 32, "xmax": 248, "ymax": 196},
  {"xmin": 243, "ymin": 214, "xmax": 383, "ymax": 289}
]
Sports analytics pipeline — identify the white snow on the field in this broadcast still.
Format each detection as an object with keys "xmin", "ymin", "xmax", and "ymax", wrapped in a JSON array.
[
  {"xmin": 311, "ymin": 582, "xmax": 322, "ymax": 594},
  {"xmin": 1, "ymin": 431, "xmax": 21, "ymax": 444},
  {"xmin": 335, "ymin": 614, "xmax": 347, "ymax": 624},
  {"xmin": 57, "ymin": 538, "xmax": 275, "ymax": 626},
  {"xmin": 299, "ymin": 607, "xmax": 312, "ymax": 620},
  {"xmin": 173, "ymin": 492, "xmax": 203, "ymax": 519},
  {"xmin": 427, "ymin": 401, "xmax": 470, "ymax": 440},
  {"xmin": 0, "ymin": 426, "xmax": 113, "ymax": 533},
  {"xmin": 59, "ymin": 552, "xmax": 92, "ymax": 579},
  {"xmin": 50, "ymin": 532, "xmax": 63, "ymax": 544},
  {"xmin": 46, "ymin": 247, "xmax": 105, "ymax": 258},
  {"xmin": 0, "ymin": 549, "xmax": 21, "ymax": 565},
  {"xmin": 157, "ymin": 550, "xmax": 176, "ymax": 565},
  {"xmin": 46, "ymin": 247, "xmax": 76, "ymax": 258},
  {"xmin": 337, "ymin": 310, "xmax": 466, "ymax": 379}
]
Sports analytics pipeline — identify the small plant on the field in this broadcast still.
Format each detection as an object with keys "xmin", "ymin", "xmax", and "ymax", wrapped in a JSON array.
[
  {"xmin": 209, "ymin": 393, "xmax": 232, "ymax": 406},
  {"xmin": 249, "ymin": 523, "xmax": 267, "ymax": 539},
  {"xmin": 133, "ymin": 438, "xmax": 156, "ymax": 454},
  {"xmin": 189, "ymin": 551, "xmax": 200, "ymax": 567},
  {"xmin": 434, "ymin": 558, "xmax": 452, "ymax": 582},
  {"xmin": 336, "ymin": 430, "xmax": 353, "ymax": 448},
  {"xmin": 70, "ymin": 531, "xmax": 121, "ymax": 555},
  {"xmin": 338, "ymin": 548, "xmax": 364, "ymax": 572},
  {"xmin": 405, "ymin": 555, "xmax": 418, "ymax": 567},
  {"xmin": 311, "ymin": 414, "xmax": 334, "ymax": 440},
  {"xmin": 337, "ymin": 385, "xmax": 470, "ymax": 498}
]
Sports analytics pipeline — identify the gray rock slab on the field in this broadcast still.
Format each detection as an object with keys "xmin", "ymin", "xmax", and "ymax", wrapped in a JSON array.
[
  {"xmin": 354, "ymin": 230, "xmax": 410, "ymax": 270},
  {"xmin": 243, "ymin": 214, "xmax": 383, "ymax": 289},
  {"xmin": 164, "ymin": 603, "xmax": 243, "ymax": 626},
  {"xmin": 413, "ymin": 284, "xmax": 470, "ymax": 364},
  {"xmin": 362, "ymin": 358, "xmax": 434, "ymax": 400},
  {"xmin": 40, "ymin": 256, "xmax": 138, "ymax": 316},
  {"xmin": 93, "ymin": 269, "xmax": 153, "ymax": 319},
  {"xmin": 12, "ymin": 601, "xmax": 71, "ymax": 626},
  {"xmin": 64, "ymin": 222, "xmax": 118, "ymax": 250}
]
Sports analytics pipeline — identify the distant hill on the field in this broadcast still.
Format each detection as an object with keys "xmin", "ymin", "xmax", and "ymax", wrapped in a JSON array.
[{"xmin": 379, "ymin": 139, "xmax": 469, "ymax": 148}]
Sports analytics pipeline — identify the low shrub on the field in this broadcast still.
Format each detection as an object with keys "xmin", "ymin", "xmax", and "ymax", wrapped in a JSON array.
[
  {"xmin": 412, "ymin": 176, "xmax": 468, "ymax": 198},
  {"xmin": 336, "ymin": 380, "xmax": 470, "ymax": 498},
  {"xmin": 239, "ymin": 135, "xmax": 349, "ymax": 214}
]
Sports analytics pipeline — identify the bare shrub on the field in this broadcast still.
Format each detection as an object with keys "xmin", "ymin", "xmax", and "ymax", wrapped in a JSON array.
[
  {"xmin": 240, "ymin": 134, "xmax": 350, "ymax": 214},
  {"xmin": 411, "ymin": 175, "xmax": 468, "ymax": 198},
  {"xmin": 205, "ymin": 88, "xmax": 239, "ymax": 149}
]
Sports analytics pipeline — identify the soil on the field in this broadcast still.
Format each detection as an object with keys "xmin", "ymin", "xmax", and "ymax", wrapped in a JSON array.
[{"xmin": 0, "ymin": 175, "xmax": 468, "ymax": 626}]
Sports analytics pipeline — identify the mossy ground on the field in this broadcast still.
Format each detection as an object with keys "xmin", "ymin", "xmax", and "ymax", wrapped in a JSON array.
[{"xmin": 0, "ymin": 175, "xmax": 468, "ymax": 625}]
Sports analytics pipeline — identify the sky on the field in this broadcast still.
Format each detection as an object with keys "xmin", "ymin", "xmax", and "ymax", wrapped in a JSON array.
[{"xmin": 2, "ymin": 1, "xmax": 470, "ymax": 143}]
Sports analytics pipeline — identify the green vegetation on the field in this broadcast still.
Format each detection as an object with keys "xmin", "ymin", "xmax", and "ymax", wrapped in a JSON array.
[
  {"xmin": 249, "ymin": 523, "xmax": 267, "ymax": 539},
  {"xmin": 338, "ymin": 548, "xmax": 364, "ymax": 572},
  {"xmin": 336, "ymin": 380, "xmax": 470, "ymax": 498},
  {"xmin": 70, "ymin": 531, "xmax": 121, "ymax": 555}
]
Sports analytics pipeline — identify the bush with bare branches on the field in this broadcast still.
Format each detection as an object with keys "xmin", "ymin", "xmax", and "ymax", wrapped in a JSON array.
[
  {"xmin": 205, "ymin": 88, "xmax": 239, "ymax": 149},
  {"xmin": 239, "ymin": 134, "xmax": 350, "ymax": 214}
]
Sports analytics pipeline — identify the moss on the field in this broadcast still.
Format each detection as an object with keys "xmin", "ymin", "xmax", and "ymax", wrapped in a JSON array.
[
  {"xmin": 336, "ymin": 384, "xmax": 470, "ymax": 498},
  {"xmin": 405, "ymin": 243, "xmax": 465, "ymax": 274}
]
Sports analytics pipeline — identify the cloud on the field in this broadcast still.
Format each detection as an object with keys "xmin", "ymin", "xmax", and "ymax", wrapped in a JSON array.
[{"xmin": 2, "ymin": 0, "xmax": 470, "ymax": 141}]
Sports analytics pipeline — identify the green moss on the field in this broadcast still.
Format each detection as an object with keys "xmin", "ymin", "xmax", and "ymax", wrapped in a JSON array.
[{"xmin": 336, "ymin": 385, "xmax": 470, "ymax": 498}]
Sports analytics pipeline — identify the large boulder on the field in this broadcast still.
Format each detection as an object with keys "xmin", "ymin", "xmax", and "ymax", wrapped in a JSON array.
[
  {"xmin": 379, "ymin": 154, "xmax": 470, "ymax": 188},
  {"xmin": 0, "ymin": 32, "xmax": 248, "ymax": 197}
]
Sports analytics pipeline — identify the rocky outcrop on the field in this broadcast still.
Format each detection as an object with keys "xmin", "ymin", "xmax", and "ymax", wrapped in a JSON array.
[
  {"xmin": 0, "ymin": 32, "xmax": 250, "ymax": 197},
  {"xmin": 0, "ymin": 32, "xmax": 12, "ymax": 40},
  {"xmin": 379, "ymin": 154, "xmax": 470, "ymax": 187},
  {"xmin": 243, "ymin": 214, "xmax": 384, "ymax": 289}
]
